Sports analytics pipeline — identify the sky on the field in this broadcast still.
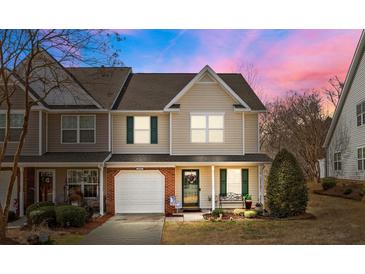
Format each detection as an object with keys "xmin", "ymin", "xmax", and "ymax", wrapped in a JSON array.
[{"xmin": 112, "ymin": 29, "xmax": 361, "ymax": 109}]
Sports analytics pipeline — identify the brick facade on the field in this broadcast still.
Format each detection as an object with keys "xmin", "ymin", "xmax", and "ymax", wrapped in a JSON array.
[{"xmin": 106, "ymin": 167, "xmax": 175, "ymax": 216}]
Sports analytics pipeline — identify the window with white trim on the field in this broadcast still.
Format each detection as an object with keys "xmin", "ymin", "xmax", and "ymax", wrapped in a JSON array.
[
  {"xmin": 191, "ymin": 114, "xmax": 224, "ymax": 143},
  {"xmin": 334, "ymin": 152, "xmax": 342, "ymax": 171},
  {"xmin": 0, "ymin": 113, "xmax": 24, "ymax": 141},
  {"xmin": 134, "ymin": 116, "xmax": 150, "ymax": 144},
  {"xmin": 61, "ymin": 115, "xmax": 95, "ymax": 143},
  {"xmin": 67, "ymin": 169, "xmax": 99, "ymax": 198},
  {"xmin": 357, "ymin": 147, "xmax": 365, "ymax": 171},
  {"xmin": 356, "ymin": 101, "xmax": 365, "ymax": 126}
]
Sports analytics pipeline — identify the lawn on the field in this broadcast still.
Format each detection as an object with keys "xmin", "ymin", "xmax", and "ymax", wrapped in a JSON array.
[{"xmin": 162, "ymin": 186, "xmax": 365, "ymax": 244}]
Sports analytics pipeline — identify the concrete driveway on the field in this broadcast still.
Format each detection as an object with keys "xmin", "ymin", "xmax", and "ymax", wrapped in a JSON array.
[{"xmin": 80, "ymin": 214, "xmax": 165, "ymax": 245}]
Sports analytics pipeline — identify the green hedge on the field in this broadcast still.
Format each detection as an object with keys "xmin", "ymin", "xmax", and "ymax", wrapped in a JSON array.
[
  {"xmin": 55, "ymin": 205, "xmax": 87, "ymax": 227},
  {"xmin": 267, "ymin": 149, "xmax": 308, "ymax": 218},
  {"xmin": 321, "ymin": 177, "xmax": 336, "ymax": 190},
  {"xmin": 26, "ymin": 201, "xmax": 55, "ymax": 219},
  {"xmin": 28, "ymin": 206, "xmax": 56, "ymax": 226}
]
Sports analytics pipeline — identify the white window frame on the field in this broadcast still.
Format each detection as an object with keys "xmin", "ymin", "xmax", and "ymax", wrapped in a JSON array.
[
  {"xmin": 190, "ymin": 113, "xmax": 224, "ymax": 143},
  {"xmin": 334, "ymin": 151, "xmax": 342, "ymax": 171},
  {"xmin": 66, "ymin": 169, "xmax": 99, "ymax": 199},
  {"xmin": 357, "ymin": 146, "xmax": 365, "ymax": 171},
  {"xmin": 0, "ymin": 110, "xmax": 25, "ymax": 143},
  {"xmin": 134, "ymin": 116, "xmax": 151, "ymax": 144},
  {"xmin": 356, "ymin": 100, "xmax": 365, "ymax": 127},
  {"xmin": 61, "ymin": 115, "xmax": 96, "ymax": 144}
]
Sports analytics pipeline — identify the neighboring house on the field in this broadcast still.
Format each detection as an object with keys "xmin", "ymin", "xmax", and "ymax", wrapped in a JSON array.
[
  {"xmin": 324, "ymin": 31, "xmax": 365, "ymax": 182},
  {"xmin": 0, "ymin": 50, "xmax": 270, "ymax": 217}
]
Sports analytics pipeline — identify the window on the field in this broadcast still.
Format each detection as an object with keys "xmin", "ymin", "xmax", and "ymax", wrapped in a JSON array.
[
  {"xmin": 357, "ymin": 147, "xmax": 365, "ymax": 171},
  {"xmin": 61, "ymin": 115, "xmax": 95, "ymax": 143},
  {"xmin": 334, "ymin": 152, "xmax": 342, "ymax": 171},
  {"xmin": 356, "ymin": 101, "xmax": 365, "ymax": 126},
  {"xmin": 191, "ymin": 114, "xmax": 224, "ymax": 143},
  {"xmin": 134, "ymin": 116, "xmax": 150, "ymax": 144},
  {"xmin": 67, "ymin": 169, "xmax": 98, "ymax": 198},
  {"xmin": 0, "ymin": 113, "xmax": 24, "ymax": 141}
]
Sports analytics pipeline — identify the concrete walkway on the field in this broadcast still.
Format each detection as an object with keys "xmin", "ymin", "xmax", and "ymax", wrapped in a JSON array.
[{"xmin": 80, "ymin": 214, "xmax": 165, "ymax": 245}]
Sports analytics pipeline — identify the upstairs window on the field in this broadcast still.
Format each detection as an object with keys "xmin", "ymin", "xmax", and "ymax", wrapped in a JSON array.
[
  {"xmin": 356, "ymin": 101, "xmax": 365, "ymax": 126},
  {"xmin": 62, "ymin": 115, "xmax": 95, "ymax": 144},
  {"xmin": 0, "ymin": 113, "xmax": 24, "ymax": 141},
  {"xmin": 134, "ymin": 116, "xmax": 150, "ymax": 144},
  {"xmin": 191, "ymin": 113, "xmax": 224, "ymax": 143},
  {"xmin": 334, "ymin": 152, "xmax": 342, "ymax": 171},
  {"xmin": 357, "ymin": 147, "xmax": 365, "ymax": 171}
]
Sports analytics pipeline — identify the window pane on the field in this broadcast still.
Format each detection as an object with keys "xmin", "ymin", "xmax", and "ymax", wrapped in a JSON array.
[
  {"xmin": 80, "ymin": 130, "xmax": 94, "ymax": 143},
  {"xmin": 358, "ymin": 160, "xmax": 363, "ymax": 170},
  {"xmin": 84, "ymin": 185, "xmax": 97, "ymax": 198},
  {"xmin": 10, "ymin": 114, "xmax": 24, "ymax": 128},
  {"xmin": 208, "ymin": 115, "xmax": 223, "ymax": 129},
  {"xmin": 363, "ymin": 113, "xmax": 365, "ymax": 124},
  {"xmin": 338, "ymin": 162, "xmax": 342, "ymax": 170},
  {"xmin": 358, "ymin": 115, "xmax": 362, "ymax": 126},
  {"xmin": 134, "ymin": 116, "xmax": 150, "ymax": 130},
  {"xmin": 0, "ymin": 129, "xmax": 4, "ymax": 141},
  {"xmin": 134, "ymin": 130, "xmax": 150, "ymax": 143},
  {"xmin": 62, "ymin": 130, "xmax": 77, "ymax": 143},
  {"xmin": 191, "ymin": 115, "xmax": 206, "ymax": 128},
  {"xmin": 357, "ymin": 104, "xmax": 362, "ymax": 114},
  {"xmin": 358, "ymin": 148, "xmax": 362, "ymax": 159},
  {"xmin": 362, "ymin": 102, "xmax": 365, "ymax": 112},
  {"xmin": 9, "ymin": 128, "xmax": 21, "ymax": 141},
  {"xmin": 80, "ymin": 116, "xmax": 95, "ymax": 129},
  {"xmin": 363, "ymin": 148, "xmax": 365, "ymax": 158},
  {"xmin": 191, "ymin": 129, "xmax": 206, "ymax": 143},
  {"xmin": 62, "ymin": 116, "xmax": 77, "ymax": 129},
  {"xmin": 209, "ymin": 129, "xmax": 224, "ymax": 142},
  {"xmin": 0, "ymin": 114, "xmax": 5, "ymax": 128}
]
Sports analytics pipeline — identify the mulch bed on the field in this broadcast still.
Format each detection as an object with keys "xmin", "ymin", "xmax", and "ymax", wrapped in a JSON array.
[
  {"xmin": 203, "ymin": 212, "xmax": 315, "ymax": 221},
  {"xmin": 313, "ymin": 184, "xmax": 364, "ymax": 201},
  {"xmin": 51, "ymin": 214, "xmax": 112, "ymax": 234}
]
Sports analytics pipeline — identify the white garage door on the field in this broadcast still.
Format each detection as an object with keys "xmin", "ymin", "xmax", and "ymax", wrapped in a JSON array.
[
  {"xmin": 115, "ymin": 170, "xmax": 165, "ymax": 214},
  {"xmin": 0, "ymin": 171, "xmax": 18, "ymax": 211}
]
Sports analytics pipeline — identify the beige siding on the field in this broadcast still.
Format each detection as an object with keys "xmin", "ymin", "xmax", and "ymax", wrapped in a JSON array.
[
  {"xmin": 47, "ymin": 113, "xmax": 109, "ymax": 152},
  {"xmin": 175, "ymin": 165, "xmax": 259, "ymax": 209},
  {"xmin": 172, "ymin": 82, "xmax": 243, "ymax": 155},
  {"xmin": 112, "ymin": 113, "xmax": 169, "ymax": 154},
  {"xmin": 0, "ymin": 87, "xmax": 28, "ymax": 110},
  {"xmin": 327, "ymin": 50, "xmax": 365, "ymax": 180},
  {"xmin": 1, "ymin": 111, "xmax": 39, "ymax": 155},
  {"xmin": 245, "ymin": 113, "xmax": 259, "ymax": 153}
]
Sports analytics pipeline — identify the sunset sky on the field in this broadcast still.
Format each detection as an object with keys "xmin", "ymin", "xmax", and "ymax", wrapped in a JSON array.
[{"xmin": 115, "ymin": 29, "xmax": 361, "ymax": 108}]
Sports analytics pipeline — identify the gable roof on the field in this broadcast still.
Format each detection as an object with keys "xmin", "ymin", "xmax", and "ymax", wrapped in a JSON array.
[
  {"xmin": 113, "ymin": 67, "xmax": 266, "ymax": 111},
  {"xmin": 323, "ymin": 30, "xmax": 365, "ymax": 148},
  {"xmin": 67, "ymin": 67, "xmax": 131, "ymax": 109}
]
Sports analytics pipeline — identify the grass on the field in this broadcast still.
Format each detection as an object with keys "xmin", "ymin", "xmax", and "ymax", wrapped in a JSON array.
[
  {"xmin": 53, "ymin": 234, "xmax": 84, "ymax": 245},
  {"xmin": 162, "ymin": 185, "xmax": 365, "ymax": 244}
]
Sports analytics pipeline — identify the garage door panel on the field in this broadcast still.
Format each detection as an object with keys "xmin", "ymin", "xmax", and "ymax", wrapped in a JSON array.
[{"xmin": 115, "ymin": 170, "xmax": 165, "ymax": 214}]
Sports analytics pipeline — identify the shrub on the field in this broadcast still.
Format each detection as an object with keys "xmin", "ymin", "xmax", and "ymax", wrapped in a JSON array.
[
  {"xmin": 26, "ymin": 201, "xmax": 54, "ymax": 219},
  {"xmin": 7, "ymin": 211, "xmax": 18, "ymax": 222},
  {"xmin": 244, "ymin": 210, "xmax": 257, "ymax": 218},
  {"xmin": 211, "ymin": 208, "xmax": 224, "ymax": 217},
  {"xmin": 343, "ymin": 188, "xmax": 352, "ymax": 195},
  {"xmin": 321, "ymin": 177, "xmax": 336, "ymax": 190},
  {"xmin": 55, "ymin": 205, "xmax": 87, "ymax": 227},
  {"xmin": 28, "ymin": 206, "xmax": 56, "ymax": 226},
  {"xmin": 267, "ymin": 149, "xmax": 308, "ymax": 218},
  {"xmin": 233, "ymin": 208, "xmax": 245, "ymax": 216}
]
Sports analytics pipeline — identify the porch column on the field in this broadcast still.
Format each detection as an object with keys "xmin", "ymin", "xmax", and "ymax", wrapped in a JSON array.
[
  {"xmin": 19, "ymin": 167, "xmax": 24, "ymax": 217},
  {"xmin": 99, "ymin": 166, "xmax": 104, "ymax": 215},
  {"xmin": 258, "ymin": 165, "xmax": 265, "ymax": 206},
  {"xmin": 211, "ymin": 165, "xmax": 215, "ymax": 211}
]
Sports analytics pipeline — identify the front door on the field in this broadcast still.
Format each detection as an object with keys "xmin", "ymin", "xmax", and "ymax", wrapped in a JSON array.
[
  {"xmin": 37, "ymin": 170, "xmax": 55, "ymax": 202},
  {"xmin": 182, "ymin": 170, "xmax": 200, "ymax": 207}
]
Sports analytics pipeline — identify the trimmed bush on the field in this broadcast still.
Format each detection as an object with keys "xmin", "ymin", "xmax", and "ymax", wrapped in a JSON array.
[
  {"xmin": 233, "ymin": 208, "xmax": 245, "ymax": 216},
  {"xmin": 26, "ymin": 201, "xmax": 55, "ymax": 219},
  {"xmin": 267, "ymin": 149, "xmax": 308, "ymax": 218},
  {"xmin": 343, "ymin": 188, "xmax": 352, "ymax": 195},
  {"xmin": 28, "ymin": 206, "xmax": 56, "ymax": 226},
  {"xmin": 211, "ymin": 208, "xmax": 224, "ymax": 217},
  {"xmin": 55, "ymin": 205, "xmax": 87, "ymax": 227},
  {"xmin": 7, "ymin": 211, "xmax": 18, "ymax": 222},
  {"xmin": 321, "ymin": 177, "xmax": 336, "ymax": 190},
  {"xmin": 244, "ymin": 210, "xmax": 257, "ymax": 218}
]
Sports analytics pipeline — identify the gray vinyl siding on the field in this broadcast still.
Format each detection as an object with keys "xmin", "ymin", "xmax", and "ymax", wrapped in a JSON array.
[
  {"xmin": 47, "ymin": 113, "xmax": 109, "ymax": 152},
  {"xmin": 42, "ymin": 112, "xmax": 47, "ymax": 154},
  {"xmin": 1, "ymin": 111, "xmax": 39, "ymax": 155},
  {"xmin": 171, "ymin": 82, "xmax": 243, "ymax": 155},
  {"xmin": 112, "ymin": 113, "xmax": 169, "ymax": 154},
  {"xmin": 245, "ymin": 113, "xmax": 259, "ymax": 153},
  {"xmin": 327, "ymin": 50, "xmax": 365, "ymax": 181},
  {"xmin": 0, "ymin": 87, "xmax": 27, "ymax": 109}
]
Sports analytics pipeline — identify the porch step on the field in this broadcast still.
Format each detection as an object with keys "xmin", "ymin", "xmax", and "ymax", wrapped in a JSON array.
[{"xmin": 182, "ymin": 207, "xmax": 201, "ymax": 212}]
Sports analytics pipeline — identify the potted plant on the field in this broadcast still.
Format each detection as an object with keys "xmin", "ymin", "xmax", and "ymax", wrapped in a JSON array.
[{"xmin": 244, "ymin": 194, "xmax": 252, "ymax": 209}]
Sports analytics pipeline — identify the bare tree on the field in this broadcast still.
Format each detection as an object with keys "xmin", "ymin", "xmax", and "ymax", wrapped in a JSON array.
[
  {"xmin": 0, "ymin": 29, "xmax": 123, "ymax": 240},
  {"xmin": 323, "ymin": 75, "xmax": 344, "ymax": 108}
]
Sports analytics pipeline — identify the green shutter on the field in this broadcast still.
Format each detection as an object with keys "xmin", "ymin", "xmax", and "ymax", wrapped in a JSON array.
[
  {"xmin": 151, "ymin": 116, "xmax": 158, "ymax": 144},
  {"xmin": 127, "ymin": 116, "xmax": 134, "ymax": 144},
  {"xmin": 241, "ymin": 169, "xmax": 249, "ymax": 195},
  {"xmin": 220, "ymin": 169, "xmax": 227, "ymax": 196}
]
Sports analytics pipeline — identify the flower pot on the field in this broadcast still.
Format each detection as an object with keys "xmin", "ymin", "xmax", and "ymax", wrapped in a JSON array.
[{"xmin": 245, "ymin": 200, "xmax": 252, "ymax": 209}]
